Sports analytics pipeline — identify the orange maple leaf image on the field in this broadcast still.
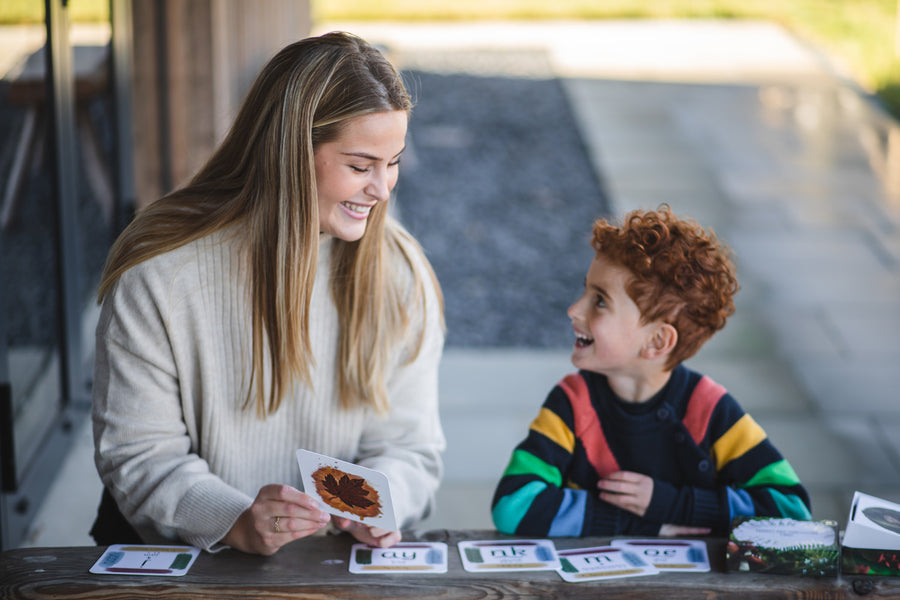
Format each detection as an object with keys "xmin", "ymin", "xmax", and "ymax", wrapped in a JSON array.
[{"xmin": 312, "ymin": 466, "xmax": 382, "ymax": 519}]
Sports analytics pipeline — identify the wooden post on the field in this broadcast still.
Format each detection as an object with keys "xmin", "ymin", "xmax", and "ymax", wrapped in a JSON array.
[{"xmin": 129, "ymin": 0, "xmax": 311, "ymax": 210}]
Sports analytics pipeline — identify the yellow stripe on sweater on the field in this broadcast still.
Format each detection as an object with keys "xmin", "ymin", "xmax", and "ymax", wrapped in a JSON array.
[
  {"xmin": 712, "ymin": 414, "xmax": 766, "ymax": 470},
  {"xmin": 529, "ymin": 407, "xmax": 575, "ymax": 453}
]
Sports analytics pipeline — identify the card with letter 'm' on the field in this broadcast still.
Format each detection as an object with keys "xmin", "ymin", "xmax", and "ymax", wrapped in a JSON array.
[{"xmin": 556, "ymin": 546, "xmax": 658, "ymax": 582}]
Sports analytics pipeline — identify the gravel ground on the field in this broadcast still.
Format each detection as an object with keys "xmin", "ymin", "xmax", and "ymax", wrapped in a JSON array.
[
  {"xmin": 1, "ymin": 49, "xmax": 610, "ymax": 350},
  {"xmin": 393, "ymin": 50, "xmax": 610, "ymax": 348}
]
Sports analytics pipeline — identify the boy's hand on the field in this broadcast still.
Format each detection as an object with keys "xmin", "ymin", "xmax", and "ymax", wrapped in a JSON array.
[{"xmin": 597, "ymin": 471, "xmax": 653, "ymax": 517}]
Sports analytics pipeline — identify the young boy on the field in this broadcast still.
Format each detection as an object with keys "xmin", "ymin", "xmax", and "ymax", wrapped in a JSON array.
[{"xmin": 492, "ymin": 206, "xmax": 811, "ymax": 537}]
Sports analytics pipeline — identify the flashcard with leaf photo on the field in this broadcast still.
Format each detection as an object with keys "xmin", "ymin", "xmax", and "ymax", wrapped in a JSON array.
[{"xmin": 296, "ymin": 449, "xmax": 397, "ymax": 532}]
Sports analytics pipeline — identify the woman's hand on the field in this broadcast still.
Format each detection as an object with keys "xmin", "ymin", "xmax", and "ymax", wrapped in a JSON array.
[
  {"xmin": 222, "ymin": 484, "xmax": 331, "ymax": 555},
  {"xmin": 331, "ymin": 516, "xmax": 401, "ymax": 548},
  {"xmin": 597, "ymin": 470, "xmax": 654, "ymax": 517}
]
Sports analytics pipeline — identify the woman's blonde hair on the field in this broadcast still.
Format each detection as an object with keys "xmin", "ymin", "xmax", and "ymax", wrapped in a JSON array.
[{"xmin": 98, "ymin": 31, "xmax": 443, "ymax": 416}]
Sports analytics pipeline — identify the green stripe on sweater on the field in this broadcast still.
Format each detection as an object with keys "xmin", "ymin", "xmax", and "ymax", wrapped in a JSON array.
[
  {"xmin": 503, "ymin": 449, "xmax": 562, "ymax": 486},
  {"xmin": 743, "ymin": 459, "xmax": 800, "ymax": 488}
]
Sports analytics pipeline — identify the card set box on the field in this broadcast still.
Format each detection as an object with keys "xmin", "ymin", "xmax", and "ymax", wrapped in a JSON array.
[
  {"xmin": 726, "ymin": 516, "xmax": 839, "ymax": 576},
  {"xmin": 841, "ymin": 491, "xmax": 900, "ymax": 576}
]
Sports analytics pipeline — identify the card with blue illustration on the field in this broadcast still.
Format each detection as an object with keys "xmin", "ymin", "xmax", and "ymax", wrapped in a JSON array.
[
  {"xmin": 611, "ymin": 538, "xmax": 710, "ymax": 571},
  {"xmin": 89, "ymin": 544, "xmax": 200, "ymax": 576}
]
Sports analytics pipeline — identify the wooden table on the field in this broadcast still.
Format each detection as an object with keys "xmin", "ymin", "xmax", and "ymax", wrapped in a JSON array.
[{"xmin": 2, "ymin": 530, "xmax": 899, "ymax": 599}]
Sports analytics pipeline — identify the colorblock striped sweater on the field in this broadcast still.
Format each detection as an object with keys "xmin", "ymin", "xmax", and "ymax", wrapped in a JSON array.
[{"xmin": 492, "ymin": 366, "xmax": 811, "ymax": 537}]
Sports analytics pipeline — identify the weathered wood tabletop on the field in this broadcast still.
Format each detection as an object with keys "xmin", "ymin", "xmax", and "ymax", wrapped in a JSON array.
[{"xmin": 2, "ymin": 529, "xmax": 898, "ymax": 599}]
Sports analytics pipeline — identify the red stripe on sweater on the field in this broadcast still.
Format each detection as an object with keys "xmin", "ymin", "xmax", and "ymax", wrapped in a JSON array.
[
  {"xmin": 561, "ymin": 373, "xmax": 620, "ymax": 477},
  {"xmin": 682, "ymin": 375, "xmax": 726, "ymax": 445}
]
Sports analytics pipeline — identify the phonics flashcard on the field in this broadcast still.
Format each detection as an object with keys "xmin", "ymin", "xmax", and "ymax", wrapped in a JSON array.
[{"xmin": 457, "ymin": 539, "xmax": 560, "ymax": 572}]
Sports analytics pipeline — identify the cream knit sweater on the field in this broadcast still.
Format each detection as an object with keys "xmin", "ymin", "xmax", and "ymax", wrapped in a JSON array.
[{"xmin": 92, "ymin": 228, "xmax": 445, "ymax": 551}]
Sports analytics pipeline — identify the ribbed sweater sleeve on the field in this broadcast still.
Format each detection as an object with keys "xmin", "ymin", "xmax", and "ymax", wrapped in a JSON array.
[
  {"xmin": 491, "ymin": 385, "xmax": 584, "ymax": 536},
  {"xmin": 704, "ymin": 393, "xmax": 811, "ymax": 524},
  {"xmin": 92, "ymin": 233, "xmax": 254, "ymax": 550},
  {"xmin": 642, "ymin": 476, "xmax": 725, "ymax": 530}
]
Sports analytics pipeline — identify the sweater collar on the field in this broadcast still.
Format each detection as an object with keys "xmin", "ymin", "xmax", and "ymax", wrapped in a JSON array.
[{"xmin": 583, "ymin": 365, "xmax": 694, "ymax": 424}]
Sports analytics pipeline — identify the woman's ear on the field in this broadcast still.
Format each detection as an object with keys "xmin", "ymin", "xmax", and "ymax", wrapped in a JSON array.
[{"xmin": 640, "ymin": 323, "xmax": 678, "ymax": 360}]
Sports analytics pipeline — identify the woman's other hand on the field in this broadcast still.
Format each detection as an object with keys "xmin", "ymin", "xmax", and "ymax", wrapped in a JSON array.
[{"xmin": 222, "ymin": 484, "xmax": 331, "ymax": 555}]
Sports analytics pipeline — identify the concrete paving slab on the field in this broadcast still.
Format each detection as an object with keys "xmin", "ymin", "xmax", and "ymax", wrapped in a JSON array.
[
  {"xmin": 593, "ymin": 141, "xmax": 707, "ymax": 172},
  {"xmin": 439, "ymin": 348, "xmax": 574, "ymax": 410},
  {"xmin": 806, "ymin": 489, "xmax": 853, "ymax": 526},
  {"xmin": 875, "ymin": 419, "xmax": 900, "ymax": 469},
  {"xmin": 823, "ymin": 416, "xmax": 900, "ymax": 481},
  {"xmin": 317, "ymin": 20, "xmax": 833, "ymax": 83},
  {"xmin": 438, "ymin": 349, "xmax": 577, "ymax": 486},
  {"xmin": 18, "ymin": 415, "xmax": 100, "ymax": 548},
  {"xmin": 729, "ymin": 231, "xmax": 891, "ymax": 276},
  {"xmin": 766, "ymin": 273, "xmax": 900, "ymax": 309},
  {"xmin": 725, "ymin": 204, "xmax": 795, "ymax": 232},
  {"xmin": 763, "ymin": 308, "xmax": 846, "ymax": 360},
  {"xmin": 439, "ymin": 410, "xmax": 534, "ymax": 484},
  {"xmin": 418, "ymin": 482, "xmax": 495, "ymax": 531},
  {"xmin": 824, "ymin": 309, "xmax": 900, "ymax": 358},
  {"xmin": 754, "ymin": 414, "xmax": 889, "ymax": 489},
  {"xmin": 687, "ymin": 357, "xmax": 813, "ymax": 414},
  {"xmin": 693, "ymin": 309, "xmax": 777, "ymax": 359},
  {"xmin": 797, "ymin": 361, "xmax": 900, "ymax": 415}
]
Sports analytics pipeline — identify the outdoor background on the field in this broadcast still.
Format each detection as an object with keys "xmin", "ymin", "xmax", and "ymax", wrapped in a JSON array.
[
  {"xmin": 4, "ymin": 0, "xmax": 900, "ymax": 117},
  {"xmin": 4, "ymin": 0, "xmax": 900, "ymax": 546}
]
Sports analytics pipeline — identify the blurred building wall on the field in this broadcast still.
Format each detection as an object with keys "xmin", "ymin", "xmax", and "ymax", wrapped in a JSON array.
[{"xmin": 130, "ymin": 0, "xmax": 311, "ymax": 210}]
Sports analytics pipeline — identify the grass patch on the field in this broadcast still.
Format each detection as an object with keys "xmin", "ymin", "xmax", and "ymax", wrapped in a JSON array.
[{"xmin": 0, "ymin": 0, "xmax": 109, "ymax": 24}]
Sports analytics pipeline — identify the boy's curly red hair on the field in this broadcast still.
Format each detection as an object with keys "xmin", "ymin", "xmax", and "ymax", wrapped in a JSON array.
[{"xmin": 591, "ymin": 206, "xmax": 739, "ymax": 369}]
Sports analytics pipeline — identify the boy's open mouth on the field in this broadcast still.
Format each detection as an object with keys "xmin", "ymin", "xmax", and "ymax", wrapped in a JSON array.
[{"xmin": 575, "ymin": 333, "xmax": 594, "ymax": 348}]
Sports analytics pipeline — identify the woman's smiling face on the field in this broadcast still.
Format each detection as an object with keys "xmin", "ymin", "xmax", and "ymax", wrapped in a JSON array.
[{"xmin": 314, "ymin": 110, "xmax": 408, "ymax": 241}]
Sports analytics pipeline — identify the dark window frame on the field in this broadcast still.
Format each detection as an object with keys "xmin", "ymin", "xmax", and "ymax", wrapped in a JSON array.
[{"xmin": 0, "ymin": 0, "xmax": 133, "ymax": 550}]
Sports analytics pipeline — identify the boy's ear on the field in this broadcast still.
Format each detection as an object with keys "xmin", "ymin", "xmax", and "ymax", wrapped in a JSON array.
[{"xmin": 641, "ymin": 323, "xmax": 678, "ymax": 359}]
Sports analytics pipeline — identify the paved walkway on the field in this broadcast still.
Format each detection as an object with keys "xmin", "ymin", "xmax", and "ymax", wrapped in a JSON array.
[{"xmin": 21, "ymin": 20, "xmax": 900, "ymax": 547}]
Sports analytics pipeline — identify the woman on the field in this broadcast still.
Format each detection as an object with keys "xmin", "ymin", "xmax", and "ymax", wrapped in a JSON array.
[{"xmin": 91, "ymin": 31, "xmax": 445, "ymax": 556}]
